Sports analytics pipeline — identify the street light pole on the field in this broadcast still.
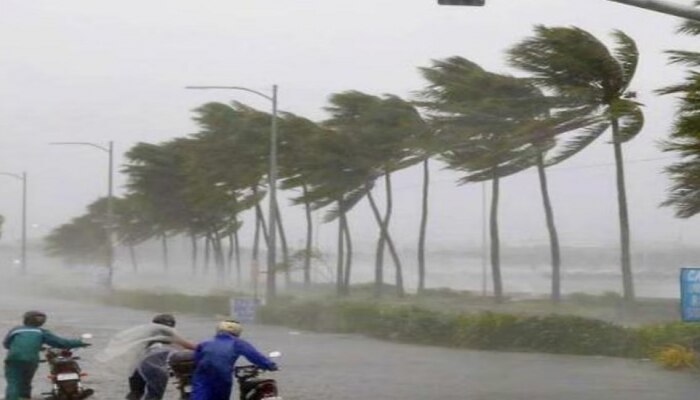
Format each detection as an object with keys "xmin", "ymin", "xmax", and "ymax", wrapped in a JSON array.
[
  {"xmin": 50, "ymin": 142, "xmax": 115, "ymax": 288},
  {"xmin": 185, "ymin": 85, "xmax": 279, "ymax": 303},
  {"xmin": 268, "ymin": 85, "xmax": 279, "ymax": 304},
  {"xmin": 438, "ymin": 0, "xmax": 700, "ymax": 21},
  {"xmin": 106, "ymin": 141, "xmax": 115, "ymax": 286},
  {"xmin": 0, "ymin": 171, "xmax": 27, "ymax": 274},
  {"xmin": 607, "ymin": 0, "xmax": 700, "ymax": 21}
]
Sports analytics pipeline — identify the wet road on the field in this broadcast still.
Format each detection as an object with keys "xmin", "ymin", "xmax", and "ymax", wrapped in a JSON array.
[{"xmin": 1, "ymin": 289, "xmax": 700, "ymax": 400}]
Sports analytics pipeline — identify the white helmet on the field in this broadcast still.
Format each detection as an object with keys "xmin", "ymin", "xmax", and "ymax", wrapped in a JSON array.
[{"xmin": 217, "ymin": 320, "xmax": 243, "ymax": 336}]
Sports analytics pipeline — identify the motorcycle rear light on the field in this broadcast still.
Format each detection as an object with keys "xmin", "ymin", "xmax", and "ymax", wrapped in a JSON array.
[
  {"xmin": 80, "ymin": 372, "xmax": 88, "ymax": 377},
  {"xmin": 259, "ymin": 383, "xmax": 278, "ymax": 397},
  {"xmin": 47, "ymin": 375, "xmax": 55, "ymax": 380}
]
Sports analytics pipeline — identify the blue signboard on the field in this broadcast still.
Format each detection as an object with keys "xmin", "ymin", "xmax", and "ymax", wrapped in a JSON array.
[
  {"xmin": 680, "ymin": 268, "xmax": 700, "ymax": 321},
  {"xmin": 230, "ymin": 297, "xmax": 259, "ymax": 323}
]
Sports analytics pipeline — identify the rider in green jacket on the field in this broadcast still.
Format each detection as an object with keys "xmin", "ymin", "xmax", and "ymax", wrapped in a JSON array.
[{"xmin": 3, "ymin": 311, "xmax": 88, "ymax": 400}]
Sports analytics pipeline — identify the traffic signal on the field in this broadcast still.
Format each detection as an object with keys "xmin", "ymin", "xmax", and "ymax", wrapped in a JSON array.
[{"xmin": 438, "ymin": 0, "xmax": 485, "ymax": 5}]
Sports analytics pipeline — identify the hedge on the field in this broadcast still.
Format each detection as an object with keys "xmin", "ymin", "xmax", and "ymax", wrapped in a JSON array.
[{"xmin": 258, "ymin": 300, "xmax": 700, "ymax": 358}]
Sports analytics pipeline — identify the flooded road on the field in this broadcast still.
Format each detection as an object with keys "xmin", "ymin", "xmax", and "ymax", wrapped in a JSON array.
[{"xmin": 1, "ymin": 288, "xmax": 700, "ymax": 400}]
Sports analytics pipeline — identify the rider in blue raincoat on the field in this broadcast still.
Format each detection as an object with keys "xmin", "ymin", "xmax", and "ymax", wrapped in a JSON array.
[{"xmin": 190, "ymin": 320, "xmax": 277, "ymax": 400}]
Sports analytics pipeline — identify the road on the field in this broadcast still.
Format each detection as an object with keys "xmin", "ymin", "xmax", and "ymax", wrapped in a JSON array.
[{"xmin": 0, "ymin": 289, "xmax": 699, "ymax": 400}]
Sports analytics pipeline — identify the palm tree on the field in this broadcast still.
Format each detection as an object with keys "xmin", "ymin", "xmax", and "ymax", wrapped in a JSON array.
[
  {"xmin": 113, "ymin": 195, "xmax": 156, "ymax": 272},
  {"xmin": 408, "ymin": 125, "xmax": 441, "ymax": 295},
  {"xmin": 278, "ymin": 113, "xmax": 328, "ymax": 286},
  {"xmin": 508, "ymin": 26, "xmax": 644, "ymax": 303},
  {"xmin": 123, "ymin": 141, "xmax": 197, "ymax": 271},
  {"xmin": 324, "ymin": 91, "xmax": 426, "ymax": 297},
  {"xmin": 189, "ymin": 102, "xmax": 286, "ymax": 282},
  {"xmin": 659, "ymin": 9, "xmax": 700, "ymax": 218},
  {"xmin": 293, "ymin": 127, "xmax": 371, "ymax": 296},
  {"xmin": 420, "ymin": 57, "xmax": 549, "ymax": 302},
  {"xmin": 45, "ymin": 198, "xmax": 111, "ymax": 266}
]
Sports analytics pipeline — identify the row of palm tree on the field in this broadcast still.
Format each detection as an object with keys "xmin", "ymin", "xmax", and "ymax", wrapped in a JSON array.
[{"xmin": 46, "ymin": 25, "xmax": 648, "ymax": 303}]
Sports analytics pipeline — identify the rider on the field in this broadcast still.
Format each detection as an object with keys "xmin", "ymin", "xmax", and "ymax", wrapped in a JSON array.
[
  {"xmin": 126, "ymin": 314, "xmax": 195, "ymax": 400},
  {"xmin": 3, "ymin": 311, "xmax": 89, "ymax": 400},
  {"xmin": 190, "ymin": 320, "xmax": 277, "ymax": 400}
]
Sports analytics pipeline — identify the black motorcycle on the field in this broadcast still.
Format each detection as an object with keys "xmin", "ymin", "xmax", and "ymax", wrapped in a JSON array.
[
  {"xmin": 168, "ymin": 350, "xmax": 195, "ymax": 399},
  {"xmin": 168, "ymin": 350, "xmax": 282, "ymax": 400},
  {"xmin": 42, "ymin": 334, "xmax": 94, "ymax": 400},
  {"xmin": 234, "ymin": 357, "xmax": 282, "ymax": 400}
]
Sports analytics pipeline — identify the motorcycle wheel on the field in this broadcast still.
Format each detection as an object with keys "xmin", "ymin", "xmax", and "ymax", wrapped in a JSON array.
[{"xmin": 56, "ymin": 381, "xmax": 80, "ymax": 400}]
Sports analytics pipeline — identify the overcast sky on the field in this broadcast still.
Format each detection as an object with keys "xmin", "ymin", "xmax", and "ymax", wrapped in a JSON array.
[{"xmin": 1, "ymin": 0, "xmax": 698, "ymax": 255}]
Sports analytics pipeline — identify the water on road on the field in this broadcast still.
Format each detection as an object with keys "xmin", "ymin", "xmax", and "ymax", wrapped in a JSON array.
[{"xmin": 1, "ymin": 288, "xmax": 699, "ymax": 400}]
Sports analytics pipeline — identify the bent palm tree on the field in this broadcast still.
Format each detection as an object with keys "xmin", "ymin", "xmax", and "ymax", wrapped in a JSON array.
[
  {"xmin": 508, "ymin": 26, "xmax": 644, "ymax": 303},
  {"xmin": 419, "ymin": 57, "xmax": 548, "ymax": 302}
]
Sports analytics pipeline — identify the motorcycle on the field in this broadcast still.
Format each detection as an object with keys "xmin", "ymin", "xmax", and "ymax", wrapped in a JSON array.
[
  {"xmin": 168, "ymin": 350, "xmax": 195, "ymax": 399},
  {"xmin": 234, "ymin": 351, "xmax": 282, "ymax": 400},
  {"xmin": 42, "ymin": 333, "xmax": 95, "ymax": 400},
  {"xmin": 168, "ymin": 350, "xmax": 282, "ymax": 400}
]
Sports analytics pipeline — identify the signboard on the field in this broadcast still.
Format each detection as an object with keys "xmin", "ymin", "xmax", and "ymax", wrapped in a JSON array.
[
  {"xmin": 230, "ymin": 297, "xmax": 259, "ymax": 323},
  {"xmin": 680, "ymin": 268, "xmax": 700, "ymax": 321}
]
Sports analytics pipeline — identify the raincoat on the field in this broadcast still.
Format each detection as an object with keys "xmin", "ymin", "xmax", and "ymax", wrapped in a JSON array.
[
  {"xmin": 96, "ymin": 323, "xmax": 189, "ymax": 400},
  {"xmin": 190, "ymin": 333, "xmax": 276, "ymax": 400}
]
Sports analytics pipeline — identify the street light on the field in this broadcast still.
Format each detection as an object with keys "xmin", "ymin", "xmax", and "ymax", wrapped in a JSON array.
[
  {"xmin": 185, "ymin": 85, "xmax": 279, "ymax": 303},
  {"xmin": 0, "ymin": 171, "xmax": 27, "ymax": 274},
  {"xmin": 50, "ymin": 141, "xmax": 115, "ymax": 288},
  {"xmin": 437, "ymin": 0, "xmax": 700, "ymax": 21}
]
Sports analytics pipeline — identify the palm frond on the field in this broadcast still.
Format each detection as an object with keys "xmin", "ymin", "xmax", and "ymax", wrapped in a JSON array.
[
  {"xmin": 611, "ymin": 30, "xmax": 639, "ymax": 90},
  {"xmin": 545, "ymin": 121, "xmax": 610, "ymax": 166}
]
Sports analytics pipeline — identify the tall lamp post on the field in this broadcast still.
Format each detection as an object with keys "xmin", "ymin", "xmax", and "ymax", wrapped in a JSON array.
[
  {"xmin": 0, "ymin": 171, "xmax": 27, "ymax": 274},
  {"xmin": 50, "ymin": 141, "xmax": 114, "ymax": 288},
  {"xmin": 185, "ymin": 85, "xmax": 279, "ymax": 303},
  {"xmin": 438, "ymin": 0, "xmax": 700, "ymax": 21}
]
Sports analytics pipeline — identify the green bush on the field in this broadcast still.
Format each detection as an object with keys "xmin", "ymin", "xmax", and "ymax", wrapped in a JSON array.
[
  {"xmin": 75, "ymin": 289, "xmax": 700, "ymax": 360},
  {"xmin": 258, "ymin": 300, "xmax": 683, "ymax": 358}
]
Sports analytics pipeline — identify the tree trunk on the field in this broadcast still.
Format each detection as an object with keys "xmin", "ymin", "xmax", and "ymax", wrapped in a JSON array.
[
  {"xmin": 255, "ymin": 202, "xmax": 271, "ymax": 248},
  {"xmin": 336, "ymin": 200, "xmax": 345, "ymax": 296},
  {"xmin": 303, "ymin": 184, "xmax": 313, "ymax": 287},
  {"xmin": 129, "ymin": 244, "xmax": 138, "ymax": 273},
  {"xmin": 341, "ymin": 210, "xmax": 353, "ymax": 295},
  {"xmin": 274, "ymin": 200, "xmax": 291, "ymax": 287},
  {"xmin": 252, "ymin": 213, "xmax": 261, "ymax": 293},
  {"xmin": 190, "ymin": 232, "xmax": 198, "ymax": 275},
  {"xmin": 536, "ymin": 154, "xmax": 562, "ymax": 303},
  {"xmin": 212, "ymin": 231, "xmax": 225, "ymax": 279},
  {"xmin": 490, "ymin": 174, "xmax": 503, "ymax": 303},
  {"xmin": 161, "ymin": 234, "xmax": 169, "ymax": 271},
  {"xmin": 204, "ymin": 235, "xmax": 211, "ymax": 274},
  {"xmin": 417, "ymin": 159, "xmax": 430, "ymax": 294},
  {"xmin": 612, "ymin": 118, "xmax": 635, "ymax": 302},
  {"xmin": 374, "ymin": 173, "xmax": 393, "ymax": 297},
  {"xmin": 234, "ymin": 223, "xmax": 242, "ymax": 286},
  {"xmin": 366, "ymin": 190, "xmax": 404, "ymax": 297},
  {"xmin": 227, "ymin": 234, "xmax": 234, "ymax": 278}
]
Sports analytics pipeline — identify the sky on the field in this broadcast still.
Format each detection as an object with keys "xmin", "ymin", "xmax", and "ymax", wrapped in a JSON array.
[{"xmin": 0, "ymin": 0, "xmax": 699, "ymax": 258}]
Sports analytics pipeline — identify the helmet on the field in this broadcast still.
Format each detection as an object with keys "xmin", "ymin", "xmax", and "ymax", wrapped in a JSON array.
[
  {"xmin": 23, "ymin": 311, "xmax": 47, "ymax": 327},
  {"xmin": 217, "ymin": 320, "xmax": 242, "ymax": 337},
  {"xmin": 152, "ymin": 314, "xmax": 176, "ymax": 328}
]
